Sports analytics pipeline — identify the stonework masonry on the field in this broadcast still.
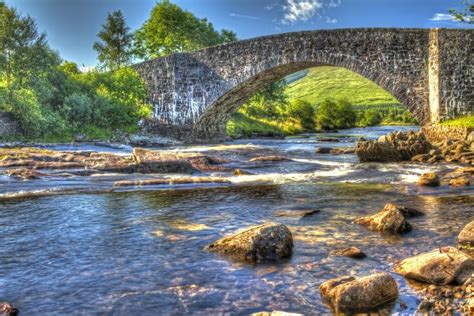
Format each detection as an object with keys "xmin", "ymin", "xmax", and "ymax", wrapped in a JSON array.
[
  {"xmin": 134, "ymin": 28, "xmax": 473, "ymax": 142},
  {"xmin": 0, "ymin": 112, "xmax": 19, "ymax": 139}
]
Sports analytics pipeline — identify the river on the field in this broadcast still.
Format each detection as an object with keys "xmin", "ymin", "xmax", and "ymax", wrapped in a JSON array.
[{"xmin": 1, "ymin": 125, "xmax": 473, "ymax": 315}]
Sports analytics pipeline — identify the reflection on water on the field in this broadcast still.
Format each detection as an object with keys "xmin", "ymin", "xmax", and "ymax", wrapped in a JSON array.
[{"xmin": 1, "ymin": 126, "xmax": 473, "ymax": 315}]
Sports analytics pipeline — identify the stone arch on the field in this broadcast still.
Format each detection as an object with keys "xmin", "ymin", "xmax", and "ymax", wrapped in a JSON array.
[{"xmin": 192, "ymin": 58, "xmax": 421, "ymax": 140}]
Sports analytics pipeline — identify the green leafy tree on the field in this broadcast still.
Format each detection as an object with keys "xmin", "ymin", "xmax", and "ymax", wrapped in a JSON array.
[
  {"xmin": 315, "ymin": 99, "xmax": 356, "ymax": 130},
  {"xmin": 93, "ymin": 10, "xmax": 133, "ymax": 70},
  {"xmin": 450, "ymin": 0, "xmax": 473, "ymax": 24},
  {"xmin": 134, "ymin": 0, "xmax": 238, "ymax": 58},
  {"xmin": 241, "ymin": 80, "xmax": 288, "ymax": 118},
  {"xmin": 287, "ymin": 99, "xmax": 315, "ymax": 130}
]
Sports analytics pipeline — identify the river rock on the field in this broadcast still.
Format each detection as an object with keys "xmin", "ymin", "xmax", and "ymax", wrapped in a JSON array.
[
  {"xmin": 329, "ymin": 246, "xmax": 366, "ymax": 259},
  {"xmin": 0, "ymin": 302, "xmax": 18, "ymax": 316},
  {"xmin": 205, "ymin": 223, "xmax": 293, "ymax": 263},
  {"xmin": 320, "ymin": 272, "xmax": 398, "ymax": 313},
  {"xmin": 5, "ymin": 168, "xmax": 47, "ymax": 179},
  {"xmin": 417, "ymin": 172, "xmax": 440, "ymax": 187},
  {"xmin": 356, "ymin": 131, "xmax": 431, "ymax": 163},
  {"xmin": 315, "ymin": 147, "xmax": 331, "ymax": 154},
  {"xmin": 458, "ymin": 221, "xmax": 474, "ymax": 248},
  {"xmin": 251, "ymin": 311, "xmax": 303, "ymax": 316},
  {"xmin": 449, "ymin": 176, "xmax": 470, "ymax": 187},
  {"xmin": 249, "ymin": 156, "xmax": 292, "ymax": 162},
  {"xmin": 273, "ymin": 207, "xmax": 319, "ymax": 218},
  {"xmin": 394, "ymin": 247, "xmax": 474, "ymax": 285},
  {"xmin": 318, "ymin": 137, "xmax": 339, "ymax": 142},
  {"xmin": 354, "ymin": 203, "xmax": 413, "ymax": 234}
]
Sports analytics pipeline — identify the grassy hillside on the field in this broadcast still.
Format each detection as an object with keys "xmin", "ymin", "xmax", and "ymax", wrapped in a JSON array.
[
  {"xmin": 442, "ymin": 115, "xmax": 474, "ymax": 127},
  {"xmin": 285, "ymin": 66, "xmax": 401, "ymax": 108}
]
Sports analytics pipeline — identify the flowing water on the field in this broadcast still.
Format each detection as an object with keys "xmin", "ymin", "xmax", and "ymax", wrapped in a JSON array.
[{"xmin": 1, "ymin": 126, "xmax": 473, "ymax": 315}]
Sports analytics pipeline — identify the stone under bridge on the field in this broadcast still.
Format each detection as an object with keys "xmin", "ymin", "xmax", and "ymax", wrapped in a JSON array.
[{"xmin": 134, "ymin": 28, "xmax": 473, "ymax": 142}]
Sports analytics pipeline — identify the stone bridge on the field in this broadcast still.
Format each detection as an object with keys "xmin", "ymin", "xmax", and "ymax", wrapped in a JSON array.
[{"xmin": 134, "ymin": 28, "xmax": 473, "ymax": 142}]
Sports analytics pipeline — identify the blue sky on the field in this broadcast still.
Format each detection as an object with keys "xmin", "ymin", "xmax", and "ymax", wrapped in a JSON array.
[{"xmin": 5, "ymin": 0, "xmax": 472, "ymax": 67}]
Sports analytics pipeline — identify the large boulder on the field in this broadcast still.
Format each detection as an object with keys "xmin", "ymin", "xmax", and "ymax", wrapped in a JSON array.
[
  {"xmin": 394, "ymin": 247, "xmax": 474, "ymax": 285},
  {"xmin": 458, "ymin": 221, "xmax": 474, "ymax": 248},
  {"xmin": 354, "ymin": 203, "xmax": 413, "ymax": 234},
  {"xmin": 205, "ymin": 223, "xmax": 293, "ymax": 263},
  {"xmin": 356, "ymin": 131, "xmax": 431, "ymax": 163},
  {"xmin": 320, "ymin": 272, "xmax": 398, "ymax": 313}
]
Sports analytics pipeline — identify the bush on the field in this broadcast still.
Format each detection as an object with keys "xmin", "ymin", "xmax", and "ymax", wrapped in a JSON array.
[
  {"xmin": 315, "ymin": 99, "xmax": 356, "ymax": 130},
  {"xmin": 286, "ymin": 99, "xmax": 315, "ymax": 131}
]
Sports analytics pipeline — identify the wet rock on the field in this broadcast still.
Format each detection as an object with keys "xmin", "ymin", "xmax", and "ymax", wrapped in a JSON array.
[
  {"xmin": 449, "ymin": 176, "xmax": 470, "ymax": 187},
  {"xmin": 354, "ymin": 203, "xmax": 413, "ymax": 234},
  {"xmin": 356, "ymin": 131, "xmax": 431, "ymax": 163},
  {"xmin": 273, "ymin": 208, "xmax": 319, "ymax": 218},
  {"xmin": 318, "ymin": 137, "xmax": 340, "ymax": 142},
  {"xmin": 315, "ymin": 147, "xmax": 331, "ymax": 154},
  {"xmin": 205, "ymin": 223, "xmax": 293, "ymax": 263},
  {"xmin": 417, "ymin": 173, "xmax": 440, "ymax": 187},
  {"xmin": 320, "ymin": 272, "xmax": 398, "ymax": 313},
  {"xmin": 129, "ymin": 134, "xmax": 182, "ymax": 147},
  {"xmin": 394, "ymin": 247, "xmax": 474, "ymax": 285},
  {"xmin": 329, "ymin": 246, "xmax": 366, "ymax": 259},
  {"xmin": 5, "ymin": 168, "xmax": 47, "ymax": 179},
  {"xmin": 249, "ymin": 156, "xmax": 292, "ymax": 162},
  {"xmin": 0, "ymin": 302, "xmax": 18, "ymax": 316},
  {"xmin": 114, "ymin": 176, "xmax": 231, "ymax": 187},
  {"xmin": 458, "ymin": 221, "xmax": 474, "ymax": 248},
  {"xmin": 315, "ymin": 147, "xmax": 355, "ymax": 154}
]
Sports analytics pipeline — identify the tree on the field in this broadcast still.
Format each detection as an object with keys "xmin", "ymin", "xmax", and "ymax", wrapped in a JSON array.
[
  {"xmin": 450, "ymin": 0, "xmax": 473, "ymax": 24},
  {"xmin": 0, "ymin": 2, "xmax": 58, "ymax": 105},
  {"xmin": 93, "ymin": 10, "xmax": 133, "ymax": 70},
  {"xmin": 134, "ymin": 0, "xmax": 238, "ymax": 58},
  {"xmin": 241, "ymin": 80, "xmax": 289, "ymax": 119}
]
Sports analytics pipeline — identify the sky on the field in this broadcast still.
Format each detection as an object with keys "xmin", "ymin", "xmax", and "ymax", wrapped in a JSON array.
[{"xmin": 4, "ymin": 0, "xmax": 473, "ymax": 68}]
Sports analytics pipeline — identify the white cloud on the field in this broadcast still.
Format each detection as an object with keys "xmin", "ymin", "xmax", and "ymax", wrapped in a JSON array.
[
  {"xmin": 325, "ymin": 16, "xmax": 337, "ymax": 23},
  {"xmin": 230, "ymin": 13, "xmax": 261, "ymax": 20},
  {"xmin": 328, "ymin": 0, "xmax": 341, "ymax": 8},
  {"xmin": 282, "ymin": 0, "xmax": 323, "ymax": 24},
  {"xmin": 429, "ymin": 13, "xmax": 455, "ymax": 21}
]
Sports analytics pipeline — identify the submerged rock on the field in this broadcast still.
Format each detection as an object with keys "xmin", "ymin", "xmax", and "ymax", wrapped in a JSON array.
[
  {"xmin": 417, "ymin": 173, "xmax": 440, "ymax": 187},
  {"xmin": 273, "ymin": 208, "xmax": 319, "ymax": 218},
  {"xmin": 5, "ymin": 168, "xmax": 47, "ymax": 179},
  {"xmin": 356, "ymin": 131, "xmax": 431, "ymax": 163},
  {"xmin": 394, "ymin": 247, "xmax": 474, "ymax": 285},
  {"xmin": 354, "ymin": 203, "xmax": 413, "ymax": 234},
  {"xmin": 320, "ymin": 272, "xmax": 398, "ymax": 313},
  {"xmin": 114, "ymin": 176, "xmax": 231, "ymax": 187},
  {"xmin": 458, "ymin": 221, "xmax": 474, "ymax": 248},
  {"xmin": 0, "ymin": 302, "xmax": 18, "ymax": 316},
  {"xmin": 249, "ymin": 156, "xmax": 292, "ymax": 162},
  {"xmin": 205, "ymin": 223, "xmax": 293, "ymax": 263},
  {"xmin": 329, "ymin": 246, "xmax": 366, "ymax": 259},
  {"xmin": 315, "ymin": 147, "xmax": 355, "ymax": 154},
  {"xmin": 251, "ymin": 312, "xmax": 303, "ymax": 316}
]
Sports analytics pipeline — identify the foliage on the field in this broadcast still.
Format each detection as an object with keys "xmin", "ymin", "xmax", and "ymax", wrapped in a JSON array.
[
  {"xmin": 450, "ymin": 0, "xmax": 474, "ymax": 24},
  {"xmin": 93, "ymin": 10, "xmax": 133, "ymax": 70},
  {"xmin": 315, "ymin": 99, "xmax": 356, "ymax": 130},
  {"xmin": 286, "ymin": 99, "xmax": 315, "ymax": 130},
  {"xmin": 134, "ymin": 0, "xmax": 237, "ymax": 58},
  {"xmin": 441, "ymin": 115, "xmax": 474, "ymax": 127},
  {"xmin": 240, "ymin": 80, "xmax": 288, "ymax": 118}
]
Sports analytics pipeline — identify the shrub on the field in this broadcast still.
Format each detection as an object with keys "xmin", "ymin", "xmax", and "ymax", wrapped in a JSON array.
[
  {"xmin": 315, "ymin": 99, "xmax": 356, "ymax": 130},
  {"xmin": 287, "ymin": 99, "xmax": 315, "ymax": 131}
]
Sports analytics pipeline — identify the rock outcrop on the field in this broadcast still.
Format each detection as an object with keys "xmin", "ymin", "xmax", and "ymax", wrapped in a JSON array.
[
  {"xmin": 458, "ymin": 221, "xmax": 474, "ymax": 249},
  {"xmin": 205, "ymin": 223, "xmax": 293, "ymax": 263},
  {"xmin": 356, "ymin": 131, "xmax": 431, "ymax": 162},
  {"xmin": 354, "ymin": 203, "xmax": 414, "ymax": 234},
  {"xmin": 394, "ymin": 247, "xmax": 474, "ymax": 285},
  {"xmin": 320, "ymin": 272, "xmax": 398, "ymax": 313}
]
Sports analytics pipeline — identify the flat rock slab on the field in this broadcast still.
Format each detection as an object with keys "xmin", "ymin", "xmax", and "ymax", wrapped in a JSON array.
[
  {"xmin": 205, "ymin": 223, "xmax": 293, "ymax": 263},
  {"xmin": 329, "ymin": 246, "xmax": 366, "ymax": 259},
  {"xmin": 458, "ymin": 221, "xmax": 474, "ymax": 248},
  {"xmin": 320, "ymin": 272, "xmax": 398, "ymax": 313},
  {"xmin": 0, "ymin": 302, "xmax": 18, "ymax": 316},
  {"xmin": 249, "ymin": 156, "xmax": 292, "ymax": 162},
  {"xmin": 273, "ymin": 208, "xmax": 319, "ymax": 218},
  {"xmin": 394, "ymin": 247, "xmax": 474, "ymax": 285},
  {"xmin": 354, "ymin": 203, "xmax": 413, "ymax": 234},
  {"xmin": 417, "ymin": 173, "xmax": 440, "ymax": 187}
]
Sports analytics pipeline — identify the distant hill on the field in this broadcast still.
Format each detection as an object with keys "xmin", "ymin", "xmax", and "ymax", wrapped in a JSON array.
[{"xmin": 285, "ymin": 66, "xmax": 401, "ymax": 108}]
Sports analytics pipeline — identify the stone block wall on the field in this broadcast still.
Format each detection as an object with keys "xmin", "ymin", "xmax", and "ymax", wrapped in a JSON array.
[{"xmin": 0, "ymin": 112, "xmax": 19, "ymax": 138}]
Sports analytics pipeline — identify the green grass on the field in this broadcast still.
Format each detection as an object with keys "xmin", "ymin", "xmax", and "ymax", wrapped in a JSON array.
[
  {"xmin": 441, "ymin": 115, "xmax": 474, "ymax": 128},
  {"xmin": 227, "ymin": 112, "xmax": 304, "ymax": 138},
  {"xmin": 285, "ymin": 66, "xmax": 400, "ymax": 108}
]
